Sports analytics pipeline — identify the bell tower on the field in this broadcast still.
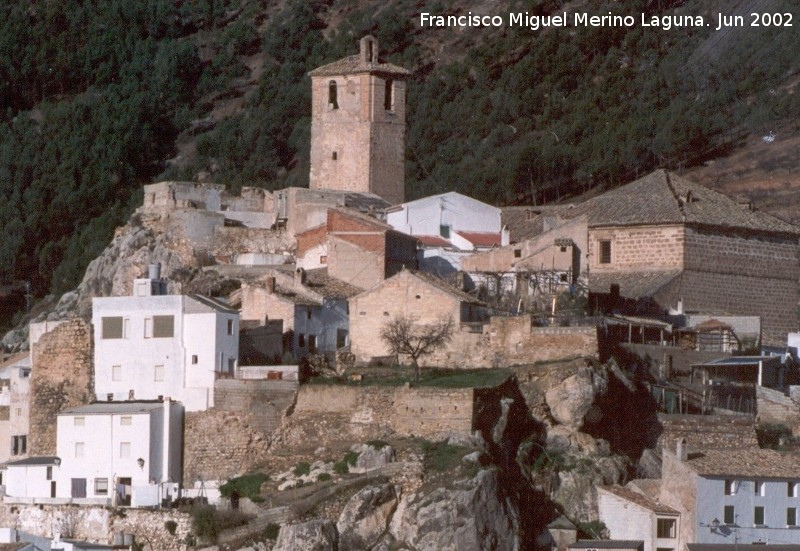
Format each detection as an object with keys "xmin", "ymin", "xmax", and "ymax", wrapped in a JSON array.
[{"xmin": 308, "ymin": 36, "xmax": 410, "ymax": 205}]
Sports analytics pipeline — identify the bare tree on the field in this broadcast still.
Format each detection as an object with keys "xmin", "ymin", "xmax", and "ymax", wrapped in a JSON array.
[{"xmin": 380, "ymin": 314, "xmax": 454, "ymax": 382}]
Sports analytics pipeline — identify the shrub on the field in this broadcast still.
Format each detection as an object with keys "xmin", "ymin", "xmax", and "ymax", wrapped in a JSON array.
[
  {"xmin": 344, "ymin": 451, "xmax": 358, "ymax": 466},
  {"xmin": 333, "ymin": 460, "xmax": 349, "ymax": 475},
  {"xmin": 293, "ymin": 462, "xmax": 311, "ymax": 477},
  {"xmin": 164, "ymin": 520, "xmax": 178, "ymax": 535},
  {"xmin": 190, "ymin": 505, "xmax": 252, "ymax": 543},
  {"xmin": 263, "ymin": 523, "xmax": 281, "ymax": 540},
  {"xmin": 219, "ymin": 472, "xmax": 269, "ymax": 501},
  {"xmin": 421, "ymin": 440, "xmax": 471, "ymax": 472},
  {"xmin": 317, "ymin": 472, "xmax": 331, "ymax": 482}
]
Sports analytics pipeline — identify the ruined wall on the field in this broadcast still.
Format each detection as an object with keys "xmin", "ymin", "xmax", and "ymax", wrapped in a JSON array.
[
  {"xmin": 183, "ymin": 410, "xmax": 271, "ymax": 485},
  {"xmin": 209, "ymin": 226, "xmax": 294, "ymax": 257},
  {"xmin": 0, "ymin": 504, "xmax": 191, "ymax": 551},
  {"xmin": 756, "ymin": 386, "xmax": 800, "ymax": 433},
  {"xmin": 213, "ymin": 379, "xmax": 297, "ymax": 434},
  {"xmin": 29, "ymin": 319, "xmax": 94, "ymax": 455},
  {"xmin": 589, "ymin": 225, "xmax": 684, "ymax": 273},
  {"xmin": 656, "ymin": 414, "xmax": 758, "ymax": 452}
]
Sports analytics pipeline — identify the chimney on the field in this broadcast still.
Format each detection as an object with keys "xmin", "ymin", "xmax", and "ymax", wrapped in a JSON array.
[
  {"xmin": 295, "ymin": 267, "xmax": 306, "ymax": 287},
  {"xmin": 676, "ymin": 437, "xmax": 687, "ymax": 461},
  {"xmin": 265, "ymin": 276, "xmax": 276, "ymax": 295},
  {"xmin": 360, "ymin": 35, "xmax": 377, "ymax": 64},
  {"xmin": 148, "ymin": 263, "xmax": 161, "ymax": 280}
]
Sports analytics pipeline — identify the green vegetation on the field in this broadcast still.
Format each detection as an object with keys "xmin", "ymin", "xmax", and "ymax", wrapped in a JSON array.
[
  {"xmin": 756, "ymin": 423, "xmax": 794, "ymax": 450},
  {"xmin": 164, "ymin": 520, "xmax": 178, "ymax": 535},
  {"xmin": 309, "ymin": 367, "xmax": 511, "ymax": 388},
  {"xmin": 3, "ymin": 0, "xmax": 800, "ymax": 325},
  {"xmin": 421, "ymin": 439, "xmax": 472, "ymax": 472},
  {"xmin": 317, "ymin": 472, "xmax": 332, "ymax": 482},
  {"xmin": 190, "ymin": 505, "xmax": 252, "ymax": 543},
  {"xmin": 293, "ymin": 461, "xmax": 311, "ymax": 477},
  {"xmin": 578, "ymin": 520, "xmax": 608, "ymax": 539},
  {"xmin": 263, "ymin": 523, "xmax": 281, "ymax": 540},
  {"xmin": 333, "ymin": 450, "xmax": 359, "ymax": 475},
  {"xmin": 219, "ymin": 472, "xmax": 269, "ymax": 501}
]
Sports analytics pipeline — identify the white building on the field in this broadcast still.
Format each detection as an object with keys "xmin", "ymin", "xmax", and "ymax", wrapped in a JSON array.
[
  {"xmin": 55, "ymin": 400, "xmax": 183, "ymax": 507},
  {"xmin": 2, "ymin": 456, "xmax": 59, "ymax": 500},
  {"xmin": 92, "ymin": 266, "xmax": 239, "ymax": 411},
  {"xmin": 385, "ymin": 192, "xmax": 508, "ymax": 274},
  {"xmin": 598, "ymin": 485, "xmax": 681, "ymax": 551},
  {"xmin": 0, "ymin": 353, "xmax": 31, "ymax": 464}
]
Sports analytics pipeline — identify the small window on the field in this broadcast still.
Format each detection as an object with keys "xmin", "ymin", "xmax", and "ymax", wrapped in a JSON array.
[
  {"xmin": 724, "ymin": 505, "xmax": 736, "ymax": 525},
  {"xmin": 120, "ymin": 416, "xmax": 132, "ymax": 426},
  {"xmin": 94, "ymin": 478, "xmax": 109, "ymax": 495},
  {"xmin": 101, "ymin": 317, "xmax": 123, "ymax": 339},
  {"xmin": 192, "ymin": 355, "xmax": 198, "ymax": 365},
  {"xmin": 228, "ymin": 358, "xmax": 236, "ymax": 374},
  {"xmin": 599, "ymin": 240, "xmax": 612, "ymax": 264},
  {"xmin": 790, "ymin": 482, "xmax": 798, "ymax": 498},
  {"xmin": 75, "ymin": 442, "xmax": 85, "ymax": 459},
  {"xmin": 755, "ymin": 481, "xmax": 765, "ymax": 496},
  {"xmin": 754, "ymin": 506, "xmax": 765, "ymax": 526},
  {"xmin": 153, "ymin": 315, "xmax": 174, "ymax": 338},
  {"xmin": 112, "ymin": 365, "xmax": 122, "ymax": 382},
  {"xmin": 309, "ymin": 335, "xmax": 317, "ymax": 353},
  {"xmin": 384, "ymin": 79, "xmax": 393, "ymax": 111},
  {"xmin": 46, "ymin": 466, "xmax": 53, "ymax": 481},
  {"xmin": 307, "ymin": 309, "xmax": 312, "ymax": 320},
  {"xmin": 227, "ymin": 319, "xmax": 234, "ymax": 336},
  {"xmin": 11, "ymin": 435, "xmax": 26, "ymax": 455},
  {"xmin": 298, "ymin": 333, "xmax": 306, "ymax": 347},
  {"xmin": 74, "ymin": 416, "xmax": 85, "ymax": 426},
  {"xmin": 514, "ymin": 249, "xmax": 521, "ymax": 258},
  {"xmin": 656, "ymin": 518, "xmax": 676, "ymax": 538},
  {"xmin": 328, "ymin": 80, "xmax": 338, "ymax": 109},
  {"xmin": 560, "ymin": 246, "xmax": 567, "ymax": 253},
  {"xmin": 331, "ymin": 151, "xmax": 337, "ymax": 161},
  {"xmin": 320, "ymin": 255, "xmax": 328, "ymax": 265},
  {"xmin": 154, "ymin": 364, "xmax": 164, "ymax": 382},
  {"xmin": 119, "ymin": 442, "xmax": 131, "ymax": 459},
  {"xmin": 725, "ymin": 479, "xmax": 737, "ymax": 495},
  {"xmin": 439, "ymin": 225, "xmax": 451, "ymax": 238},
  {"xmin": 788, "ymin": 507, "xmax": 797, "ymax": 527}
]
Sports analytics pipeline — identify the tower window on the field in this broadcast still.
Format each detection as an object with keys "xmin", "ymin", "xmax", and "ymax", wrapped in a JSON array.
[
  {"xmin": 599, "ymin": 240, "xmax": 612, "ymax": 264},
  {"xmin": 328, "ymin": 80, "xmax": 338, "ymax": 109},
  {"xmin": 332, "ymin": 151, "xmax": 337, "ymax": 160},
  {"xmin": 384, "ymin": 79, "xmax": 393, "ymax": 111}
]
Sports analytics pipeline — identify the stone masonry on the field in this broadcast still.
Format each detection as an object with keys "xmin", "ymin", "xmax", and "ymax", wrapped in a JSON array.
[{"xmin": 29, "ymin": 319, "xmax": 94, "ymax": 455}]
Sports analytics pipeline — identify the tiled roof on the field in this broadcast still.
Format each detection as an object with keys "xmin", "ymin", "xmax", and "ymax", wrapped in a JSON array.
[
  {"xmin": 304, "ymin": 268, "xmax": 361, "ymax": 300},
  {"xmin": 589, "ymin": 270, "xmax": 683, "ymax": 299},
  {"xmin": 567, "ymin": 170, "xmax": 800, "ymax": 234},
  {"xmin": 417, "ymin": 235, "xmax": 451, "ymax": 247},
  {"xmin": 343, "ymin": 192, "xmax": 391, "ymax": 212},
  {"xmin": 455, "ymin": 231, "xmax": 502, "ymax": 247},
  {"xmin": 410, "ymin": 270, "xmax": 485, "ymax": 305},
  {"xmin": 0, "ymin": 352, "xmax": 29, "ymax": 370},
  {"xmin": 186, "ymin": 294, "xmax": 238, "ymax": 314},
  {"xmin": 684, "ymin": 448, "xmax": 800, "ymax": 478},
  {"xmin": 570, "ymin": 541, "xmax": 643, "ymax": 550},
  {"xmin": 309, "ymin": 55, "xmax": 410, "ymax": 78},
  {"xmin": 599, "ymin": 485, "xmax": 679, "ymax": 515},
  {"xmin": 3, "ymin": 456, "xmax": 59, "ymax": 467},
  {"xmin": 273, "ymin": 286, "xmax": 321, "ymax": 306}
]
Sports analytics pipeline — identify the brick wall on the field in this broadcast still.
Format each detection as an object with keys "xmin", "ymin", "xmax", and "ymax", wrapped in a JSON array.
[
  {"xmin": 29, "ymin": 319, "xmax": 94, "ymax": 455},
  {"xmin": 589, "ymin": 225, "xmax": 684, "ymax": 272}
]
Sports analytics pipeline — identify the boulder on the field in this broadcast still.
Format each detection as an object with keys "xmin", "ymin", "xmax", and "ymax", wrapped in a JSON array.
[
  {"xmin": 545, "ymin": 367, "xmax": 604, "ymax": 429},
  {"xmin": 337, "ymin": 483, "xmax": 398, "ymax": 550},
  {"xmin": 352, "ymin": 443, "xmax": 396, "ymax": 471},
  {"xmin": 273, "ymin": 519, "xmax": 338, "ymax": 551}
]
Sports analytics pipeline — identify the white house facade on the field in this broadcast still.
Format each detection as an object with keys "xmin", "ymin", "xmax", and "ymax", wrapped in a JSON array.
[
  {"xmin": 0, "ymin": 353, "xmax": 31, "ymax": 464},
  {"xmin": 598, "ymin": 485, "xmax": 681, "ymax": 551},
  {"xmin": 55, "ymin": 400, "xmax": 183, "ymax": 507},
  {"xmin": 2, "ymin": 456, "xmax": 59, "ymax": 500},
  {"xmin": 92, "ymin": 271, "xmax": 239, "ymax": 411}
]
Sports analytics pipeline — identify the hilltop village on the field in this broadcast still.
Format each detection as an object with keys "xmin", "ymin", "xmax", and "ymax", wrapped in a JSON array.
[{"xmin": 2, "ymin": 36, "xmax": 800, "ymax": 551}]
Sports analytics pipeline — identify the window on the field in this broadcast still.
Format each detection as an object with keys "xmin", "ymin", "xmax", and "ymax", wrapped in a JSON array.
[
  {"xmin": 755, "ymin": 480, "xmax": 765, "ymax": 496},
  {"xmin": 153, "ymin": 315, "xmax": 174, "ymax": 338},
  {"xmin": 94, "ymin": 478, "xmax": 109, "ymax": 495},
  {"xmin": 120, "ymin": 442, "xmax": 131, "ymax": 459},
  {"xmin": 46, "ymin": 466, "xmax": 53, "ymax": 481},
  {"xmin": 228, "ymin": 358, "xmax": 236, "ymax": 374},
  {"xmin": 74, "ymin": 416, "xmax": 85, "ymax": 426},
  {"xmin": 656, "ymin": 518, "xmax": 676, "ymax": 538},
  {"xmin": 320, "ymin": 255, "xmax": 328, "ymax": 265},
  {"xmin": 192, "ymin": 355, "xmax": 198, "ymax": 365},
  {"xmin": 331, "ymin": 152, "xmax": 337, "ymax": 161},
  {"xmin": 439, "ymin": 224, "xmax": 450, "ymax": 238},
  {"xmin": 309, "ymin": 335, "xmax": 317, "ymax": 353},
  {"xmin": 11, "ymin": 435, "xmax": 26, "ymax": 455},
  {"xmin": 328, "ymin": 80, "xmax": 338, "ymax": 109},
  {"xmin": 725, "ymin": 479, "xmax": 737, "ymax": 495},
  {"xmin": 754, "ymin": 506, "xmax": 765, "ymax": 526},
  {"xmin": 298, "ymin": 333, "xmax": 306, "ymax": 347},
  {"xmin": 790, "ymin": 482, "xmax": 799, "ymax": 498},
  {"xmin": 307, "ymin": 309, "xmax": 312, "ymax": 320},
  {"xmin": 112, "ymin": 365, "xmax": 122, "ymax": 382},
  {"xmin": 227, "ymin": 319, "xmax": 234, "ymax": 336},
  {"xmin": 120, "ymin": 416, "xmax": 132, "ymax": 426},
  {"xmin": 75, "ymin": 442, "xmax": 84, "ymax": 459},
  {"xmin": 154, "ymin": 364, "xmax": 164, "ymax": 382},
  {"xmin": 101, "ymin": 316, "xmax": 123, "ymax": 339},
  {"xmin": 599, "ymin": 240, "xmax": 612, "ymax": 264},
  {"xmin": 384, "ymin": 79, "xmax": 393, "ymax": 111},
  {"xmin": 788, "ymin": 508, "xmax": 797, "ymax": 527},
  {"xmin": 514, "ymin": 249, "xmax": 521, "ymax": 258},
  {"xmin": 724, "ymin": 505, "xmax": 736, "ymax": 525}
]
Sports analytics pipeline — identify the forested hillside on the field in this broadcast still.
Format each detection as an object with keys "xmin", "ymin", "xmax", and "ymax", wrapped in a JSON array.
[{"xmin": 1, "ymin": 0, "xmax": 799, "ymax": 329}]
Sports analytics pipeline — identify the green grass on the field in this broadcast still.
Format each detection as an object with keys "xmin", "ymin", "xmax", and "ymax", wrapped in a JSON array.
[
  {"xmin": 293, "ymin": 462, "xmax": 311, "ymax": 477},
  {"xmin": 421, "ymin": 440, "xmax": 472, "ymax": 472},
  {"xmin": 308, "ymin": 368, "xmax": 511, "ymax": 389},
  {"xmin": 219, "ymin": 473, "xmax": 268, "ymax": 500}
]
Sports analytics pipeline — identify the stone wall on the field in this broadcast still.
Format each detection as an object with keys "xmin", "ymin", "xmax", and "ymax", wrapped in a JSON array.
[
  {"xmin": 656, "ymin": 413, "xmax": 758, "ymax": 452},
  {"xmin": 756, "ymin": 386, "xmax": 800, "ymax": 432},
  {"xmin": 589, "ymin": 225, "xmax": 684, "ymax": 273},
  {"xmin": 183, "ymin": 410, "xmax": 271, "ymax": 485},
  {"xmin": 209, "ymin": 227, "xmax": 294, "ymax": 257},
  {"xmin": 213, "ymin": 379, "xmax": 298, "ymax": 434},
  {"xmin": 29, "ymin": 319, "xmax": 94, "ymax": 455},
  {"xmin": 0, "ymin": 504, "xmax": 191, "ymax": 551}
]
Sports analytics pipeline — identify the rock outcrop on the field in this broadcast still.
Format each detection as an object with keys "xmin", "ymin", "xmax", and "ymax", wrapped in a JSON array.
[
  {"xmin": 337, "ymin": 483, "xmax": 398, "ymax": 550},
  {"xmin": 273, "ymin": 519, "xmax": 338, "ymax": 551}
]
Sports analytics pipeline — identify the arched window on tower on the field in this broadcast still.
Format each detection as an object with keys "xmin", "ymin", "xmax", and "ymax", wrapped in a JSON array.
[
  {"xmin": 384, "ymin": 79, "xmax": 393, "ymax": 111},
  {"xmin": 328, "ymin": 80, "xmax": 338, "ymax": 110}
]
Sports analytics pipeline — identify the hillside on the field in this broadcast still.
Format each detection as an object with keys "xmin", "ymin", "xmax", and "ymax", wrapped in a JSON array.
[{"xmin": 1, "ymin": 0, "xmax": 799, "ymax": 330}]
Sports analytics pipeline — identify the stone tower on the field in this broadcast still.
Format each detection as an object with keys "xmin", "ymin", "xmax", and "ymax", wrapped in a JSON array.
[{"xmin": 308, "ymin": 36, "xmax": 410, "ymax": 205}]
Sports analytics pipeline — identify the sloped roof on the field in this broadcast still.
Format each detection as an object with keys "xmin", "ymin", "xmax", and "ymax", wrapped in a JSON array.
[
  {"xmin": 501, "ymin": 206, "xmax": 572, "ymax": 243},
  {"xmin": 3, "ymin": 456, "xmax": 59, "ymax": 467},
  {"xmin": 599, "ymin": 485, "xmax": 679, "ymax": 515},
  {"xmin": 455, "ymin": 231, "xmax": 502, "ymax": 248},
  {"xmin": 343, "ymin": 192, "xmax": 391, "ymax": 212},
  {"xmin": 570, "ymin": 541, "xmax": 643, "ymax": 550},
  {"xmin": 408, "ymin": 270, "xmax": 485, "ymax": 305},
  {"xmin": 60, "ymin": 401, "xmax": 165, "ymax": 415},
  {"xmin": 567, "ymin": 170, "xmax": 800, "ymax": 234},
  {"xmin": 185, "ymin": 294, "xmax": 238, "ymax": 315},
  {"xmin": 309, "ymin": 55, "xmax": 410, "ymax": 78},
  {"xmin": 417, "ymin": 235, "xmax": 451, "ymax": 247},
  {"xmin": 305, "ymin": 268, "xmax": 361, "ymax": 300},
  {"xmin": 684, "ymin": 448, "xmax": 800, "ymax": 478},
  {"xmin": 589, "ymin": 269, "xmax": 683, "ymax": 299}
]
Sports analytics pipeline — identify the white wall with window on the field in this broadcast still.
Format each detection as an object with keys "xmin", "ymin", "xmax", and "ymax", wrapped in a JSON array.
[
  {"xmin": 92, "ymin": 282, "xmax": 239, "ymax": 411},
  {"xmin": 54, "ymin": 400, "xmax": 183, "ymax": 507},
  {"xmin": 2, "ymin": 457, "xmax": 59, "ymax": 499},
  {"xmin": 598, "ymin": 486, "xmax": 680, "ymax": 551}
]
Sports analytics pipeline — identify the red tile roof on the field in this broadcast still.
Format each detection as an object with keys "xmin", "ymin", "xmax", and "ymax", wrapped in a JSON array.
[
  {"xmin": 417, "ymin": 235, "xmax": 451, "ymax": 247},
  {"xmin": 455, "ymin": 231, "xmax": 502, "ymax": 247}
]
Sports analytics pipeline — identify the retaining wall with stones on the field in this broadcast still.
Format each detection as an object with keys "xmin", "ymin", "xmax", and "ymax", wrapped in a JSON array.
[
  {"xmin": 656, "ymin": 413, "xmax": 758, "ymax": 452},
  {"xmin": 29, "ymin": 319, "xmax": 94, "ymax": 455},
  {"xmin": 213, "ymin": 379, "xmax": 298, "ymax": 434},
  {"xmin": 756, "ymin": 386, "xmax": 800, "ymax": 433}
]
